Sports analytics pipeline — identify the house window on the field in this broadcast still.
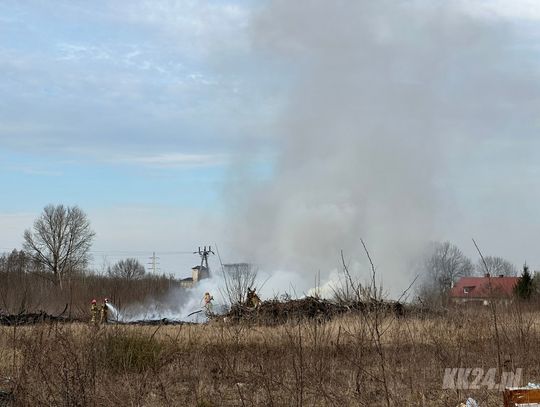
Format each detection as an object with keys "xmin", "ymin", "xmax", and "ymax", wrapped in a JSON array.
[{"xmin": 463, "ymin": 286, "xmax": 474, "ymax": 294}]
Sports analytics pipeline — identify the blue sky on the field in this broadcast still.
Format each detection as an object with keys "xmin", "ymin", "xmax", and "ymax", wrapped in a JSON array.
[
  {"xmin": 0, "ymin": 0, "xmax": 279, "ymax": 274},
  {"xmin": 2, "ymin": 1, "xmax": 540, "ymax": 293}
]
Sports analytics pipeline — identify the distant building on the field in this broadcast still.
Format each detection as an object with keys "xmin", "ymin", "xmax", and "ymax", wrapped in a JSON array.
[
  {"xmin": 180, "ymin": 246, "xmax": 214, "ymax": 288},
  {"xmin": 450, "ymin": 274, "xmax": 519, "ymax": 305},
  {"xmin": 180, "ymin": 265, "xmax": 210, "ymax": 288}
]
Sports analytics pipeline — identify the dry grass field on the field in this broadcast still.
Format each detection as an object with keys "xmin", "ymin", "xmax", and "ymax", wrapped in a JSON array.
[{"xmin": 1, "ymin": 306, "xmax": 539, "ymax": 406}]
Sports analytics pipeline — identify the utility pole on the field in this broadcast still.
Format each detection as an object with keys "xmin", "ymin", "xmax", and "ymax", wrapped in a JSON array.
[
  {"xmin": 194, "ymin": 246, "xmax": 215, "ymax": 271},
  {"xmin": 147, "ymin": 251, "xmax": 160, "ymax": 274}
]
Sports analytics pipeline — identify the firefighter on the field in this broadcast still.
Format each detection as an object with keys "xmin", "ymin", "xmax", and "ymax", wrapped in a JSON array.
[
  {"xmin": 203, "ymin": 292, "xmax": 213, "ymax": 317},
  {"xmin": 100, "ymin": 298, "xmax": 109, "ymax": 324},
  {"xmin": 247, "ymin": 288, "xmax": 261, "ymax": 308},
  {"xmin": 90, "ymin": 299, "xmax": 99, "ymax": 324}
]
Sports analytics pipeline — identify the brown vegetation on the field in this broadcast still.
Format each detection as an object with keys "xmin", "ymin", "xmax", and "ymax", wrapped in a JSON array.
[
  {"xmin": 2, "ymin": 239, "xmax": 540, "ymax": 406},
  {"xmin": 1, "ymin": 306, "xmax": 540, "ymax": 406},
  {"xmin": 0, "ymin": 250, "xmax": 184, "ymax": 318}
]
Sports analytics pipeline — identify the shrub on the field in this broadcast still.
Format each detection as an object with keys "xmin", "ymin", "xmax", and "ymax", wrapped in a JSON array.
[{"xmin": 102, "ymin": 330, "xmax": 163, "ymax": 373}]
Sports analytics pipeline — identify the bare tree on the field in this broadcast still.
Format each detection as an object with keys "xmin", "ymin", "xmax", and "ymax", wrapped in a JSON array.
[
  {"xmin": 418, "ymin": 241, "xmax": 473, "ymax": 306},
  {"xmin": 331, "ymin": 250, "xmax": 371, "ymax": 304},
  {"xmin": 23, "ymin": 204, "xmax": 95, "ymax": 288},
  {"xmin": 1, "ymin": 249, "xmax": 30, "ymax": 274},
  {"xmin": 474, "ymin": 256, "xmax": 516, "ymax": 276},
  {"xmin": 108, "ymin": 258, "xmax": 146, "ymax": 280},
  {"xmin": 0, "ymin": 249, "xmax": 36, "ymax": 313},
  {"xmin": 221, "ymin": 263, "xmax": 258, "ymax": 305}
]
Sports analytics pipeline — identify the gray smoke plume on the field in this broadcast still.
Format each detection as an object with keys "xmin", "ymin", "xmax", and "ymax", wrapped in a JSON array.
[{"xmin": 223, "ymin": 1, "xmax": 540, "ymax": 296}]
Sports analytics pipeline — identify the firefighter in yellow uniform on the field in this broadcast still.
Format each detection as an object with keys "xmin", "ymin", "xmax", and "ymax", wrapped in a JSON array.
[
  {"xmin": 90, "ymin": 299, "xmax": 99, "ymax": 324},
  {"xmin": 203, "ymin": 292, "xmax": 213, "ymax": 317},
  {"xmin": 100, "ymin": 298, "xmax": 109, "ymax": 324}
]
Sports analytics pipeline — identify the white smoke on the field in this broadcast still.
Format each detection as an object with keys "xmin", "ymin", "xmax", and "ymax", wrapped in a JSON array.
[
  {"xmin": 221, "ymin": 0, "xmax": 540, "ymax": 296},
  {"xmin": 108, "ymin": 275, "xmax": 227, "ymax": 322}
]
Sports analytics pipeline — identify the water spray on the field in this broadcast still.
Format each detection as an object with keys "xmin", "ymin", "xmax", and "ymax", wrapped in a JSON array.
[{"xmin": 106, "ymin": 302, "xmax": 122, "ymax": 322}]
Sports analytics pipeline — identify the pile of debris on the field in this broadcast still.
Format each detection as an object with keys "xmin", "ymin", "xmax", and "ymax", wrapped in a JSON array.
[
  {"xmin": 0, "ymin": 389, "xmax": 14, "ymax": 407},
  {"xmin": 0, "ymin": 310, "xmax": 72, "ymax": 326},
  {"xmin": 222, "ymin": 296, "xmax": 405, "ymax": 325},
  {"xmin": 0, "ymin": 299, "xmax": 408, "ymax": 326},
  {"xmin": 114, "ymin": 318, "xmax": 194, "ymax": 326}
]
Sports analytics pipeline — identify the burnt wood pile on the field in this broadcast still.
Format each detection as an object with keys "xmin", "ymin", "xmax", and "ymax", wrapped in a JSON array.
[
  {"xmin": 222, "ymin": 296, "xmax": 405, "ymax": 325},
  {"xmin": 0, "ymin": 311, "xmax": 72, "ymax": 326},
  {"xmin": 0, "ymin": 299, "xmax": 410, "ymax": 326},
  {"xmin": 0, "ymin": 390, "xmax": 14, "ymax": 407},
  {"xmin": 114, "ymin": 318, "xmax": 194, "ymax": 326}
]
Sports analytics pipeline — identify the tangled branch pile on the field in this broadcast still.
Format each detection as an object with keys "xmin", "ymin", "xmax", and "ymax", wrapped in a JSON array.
[
  {"xmin": 222, "ymin": 296, "xmax": 405, "ymax": 325},
  {"xmin": 115, "ymin": 318, "xmax": 193, "ymax": 326},
  {"xmin": 0, "ymin": 310, "xmax": 72, "ymax": 326},
  {"xmin": 0, "ymin": 298, "xmax": 412, "ymax": 326}
]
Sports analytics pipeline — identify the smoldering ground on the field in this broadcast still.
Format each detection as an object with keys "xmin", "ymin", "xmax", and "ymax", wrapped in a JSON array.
[
  {"xmin": 220, "ymin": 0, "xmax": 540, "ymax": 297},
  {"xmin": 108, "ymin": 276, "xmax": 227, "ymax": 322}
]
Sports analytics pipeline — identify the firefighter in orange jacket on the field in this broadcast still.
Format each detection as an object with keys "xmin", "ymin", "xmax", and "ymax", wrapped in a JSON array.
[
  {"xmin": 90, "ymin": 299, "xmax": 99, "ymax": 324},
  {"xmin": 100, "ymin": 298, "xmax": 109, "ymax": 324}
]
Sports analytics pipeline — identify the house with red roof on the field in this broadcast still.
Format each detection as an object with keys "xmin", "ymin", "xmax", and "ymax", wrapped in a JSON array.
[{"xmin": 450, "ymin": 274, "xmax": 519, "ymax": 305}]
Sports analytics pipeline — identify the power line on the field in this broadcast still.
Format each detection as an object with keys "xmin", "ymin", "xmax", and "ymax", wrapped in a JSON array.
[
  {"xmin": 194, "ymin": 245, "xmax": 215, "ymax": 270},
  {"xmin": 147, "ymin": 252, "xmax": 160, "ymax": 274},
  {"xmin": 0, "ymin": 248, "xmax": 194, "ymax": 254},
  {"xmin": 89, "ymin": 250, "xmax": 193, "ymax": 255}
]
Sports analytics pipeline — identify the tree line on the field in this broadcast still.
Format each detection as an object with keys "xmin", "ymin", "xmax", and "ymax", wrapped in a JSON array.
[
  {"xmin": 2, "ymin": 204, "xmax": 538, "ymax": 314},
  {"xmin": 417, "ymin": 241, "xmax": 539, "ymax": 306},
  {"xmin": 21, "ymin": 204, "xmax": 148, "ymax": 285},
  {"xmin": 0, "ymin": 204, "xmax": 185, "ymax": 315}
]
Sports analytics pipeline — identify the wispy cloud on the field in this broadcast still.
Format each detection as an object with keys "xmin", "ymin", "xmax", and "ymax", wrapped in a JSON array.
[
  {"xmin": 109, "ymin": 1, "xmax": 251, "ymax": 56},
  {"xmin": 0, "ymin": 122, "xmax": 72, "ymax": 136},
  {"xmin": 112, "ymin": 152, "xmax": 228, "ymax": 168},
  {"xmin": 461, "ymin": 0, "xmax": 540, "ymax": 20},
  {"xmin": 8, "ymin": 166, "xmax": 63, "ymax": 177},
  {"xmin": 56, "ymin": 43, "xmax": 112, "ymax": 61},
  {"xmin": 0, "ymin": 1, "xmax": 258, "ymax": 163}
]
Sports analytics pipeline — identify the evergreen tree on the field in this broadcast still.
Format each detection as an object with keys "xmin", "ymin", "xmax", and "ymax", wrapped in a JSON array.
[
  {"xmin": 515, "ymin": 263, "xmax": 533, "ymax": 300},
  {"xmin": 532, "ymin": 272, "xmax": 540, "ymax": 297}
]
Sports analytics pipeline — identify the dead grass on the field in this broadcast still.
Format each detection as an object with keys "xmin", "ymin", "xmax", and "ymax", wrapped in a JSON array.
[{"xmin": 1, "ymin": 307, "xmax": 540, "ymax": 406}]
